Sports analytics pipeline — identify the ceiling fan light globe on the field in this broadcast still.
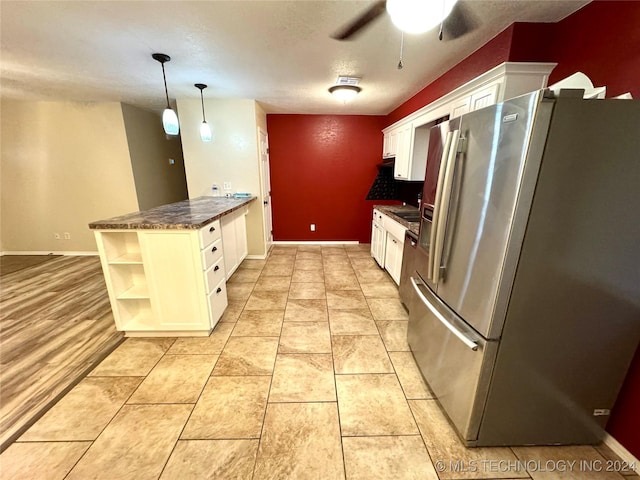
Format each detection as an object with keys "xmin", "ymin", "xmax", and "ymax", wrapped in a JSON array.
[
  {"xmin": 200, "ymin": 121, "xmax": 212, "ymax": 142},
  {"xmin": 162, "ymin": 108, "xmax": 180, "ymax": 135},
  {"xmin": 387, "ymin": 0, "xmax": 458, "ymax": 34}
]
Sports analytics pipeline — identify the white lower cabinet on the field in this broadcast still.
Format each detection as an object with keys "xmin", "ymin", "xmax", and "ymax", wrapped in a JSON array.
[
  {"xmin": 95, "ymin": 218, "xmax": 230, "ymax": 337},
  {"xmin": 370, "ymin": 209, "xmax": 408, "ymax": 285},
  {"xmin": 221, "ymin": 206, "xmax": 249, "ymax": 279}
]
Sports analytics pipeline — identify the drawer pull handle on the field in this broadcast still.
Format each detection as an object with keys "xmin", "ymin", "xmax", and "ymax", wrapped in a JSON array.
[
  {"xmin": 216, "ymin": 287, "xmax": 222, "ymax": 294},
  {"xmin": 214, "ymin": 265, "xmax": 220, "ymax": 272},
  {"xmin": 209, "ymin": 226, "xmax": 216, "ymax": 232},
  {"xmin": 212, "ymin": 246, "xmax": 217, "ymax": 252}
]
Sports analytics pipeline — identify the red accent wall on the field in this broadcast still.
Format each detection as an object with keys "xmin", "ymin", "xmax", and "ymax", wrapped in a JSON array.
[{"xmin": 266, "ymin": 115, "xmax": 389, "ymax": 243}]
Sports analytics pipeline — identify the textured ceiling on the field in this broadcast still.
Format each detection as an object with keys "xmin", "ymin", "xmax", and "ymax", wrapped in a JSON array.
[{"xmin": 0, "ymin": 0, "xmax": 589, "ymax": 115}]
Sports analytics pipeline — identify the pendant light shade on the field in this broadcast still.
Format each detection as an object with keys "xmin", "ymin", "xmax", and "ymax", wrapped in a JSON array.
[
  {"xmin": 152, "ymin": 53, "xmax": 180, "ymax": 136},
  {"xmin": 195, "ymin": 83, "xmax": 212, "ymax": 142}
]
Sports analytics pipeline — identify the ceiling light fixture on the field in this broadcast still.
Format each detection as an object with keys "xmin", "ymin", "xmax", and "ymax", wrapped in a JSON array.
[
  {"xmin": 152, "ymin": 53, "xmax": 180, "ymax": 136},
  {"xmin": 386, "ymin": 0, "xmax": 458, "ymax": 35},
  {"xmin": 195, "ymin": 83, "xmax": 212, "ymax": 142},
  {"xmin": 329, "ymin": 76, "xmax": 362, "ymax": 102}
]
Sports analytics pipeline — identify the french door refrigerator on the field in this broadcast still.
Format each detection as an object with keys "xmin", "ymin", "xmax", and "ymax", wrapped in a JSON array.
[{"xmin": 408, "ymin": 89, "xmax": 640, "ymax": 446}]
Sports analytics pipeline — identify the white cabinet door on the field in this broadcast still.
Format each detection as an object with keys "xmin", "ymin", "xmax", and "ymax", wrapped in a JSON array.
[
  {"xmin": 235, "ymin": 209, "xmax": 248, "ymax": 263},
  {"xmin": 384, "ymin": 232, "xmax": 403, "ymax": 285},
  {"xmin": 383, "ymin": 130, "xmax": 398, "ymax": 158},
  {"xmin": 221, "ymin": 214, "xmax": 238, "ymax": 278},
  {"xmin": 394, "ymin": 123, "xmax": 413, "ymax": 180},
  {"xmin": 450, "ymin": 96, "xmax": 471, "ymax": 119},
  {"xmin": 470, "ymin": 83, "xmax": 499, "ymax": 112},
  {"xmin": 371, "ymin": 220, "xmax": 386, "ymax": 266}
]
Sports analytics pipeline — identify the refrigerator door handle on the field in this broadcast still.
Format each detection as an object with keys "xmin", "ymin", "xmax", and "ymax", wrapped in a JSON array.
[
  {"xmin": 433, "ymin": 129, "xmax": 461, "ymax": 281},
  {"xmin": 429, "ymin": 130, "xmax": 454, "ymax": 280},
  {"xmin": 411, "ymin": 276, "xmax": 478, "ymax": 351}
]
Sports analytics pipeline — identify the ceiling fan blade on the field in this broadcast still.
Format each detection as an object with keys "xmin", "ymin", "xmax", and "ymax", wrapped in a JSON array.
[
  {"xmin": 331, "ymin": 0, "xmax": 387, "ymax": 41},
  {"xmin": 441, "ymin": 2, "xmax": 477, "ymax": 40}
]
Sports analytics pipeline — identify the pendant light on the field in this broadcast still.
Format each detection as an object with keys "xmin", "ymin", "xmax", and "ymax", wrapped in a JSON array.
[
  {"xmin": 195, "ymin": 83, "xmax": 212, "ymax": 142},
  {"xmin": 152, "ymin": 53, "xmax": 180, "ymax": 136}
]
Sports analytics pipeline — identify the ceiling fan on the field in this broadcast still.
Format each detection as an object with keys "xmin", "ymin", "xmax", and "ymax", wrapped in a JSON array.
[{"xmin": 332, "ymin": 0, "xmax": 476, "ymax": 41}]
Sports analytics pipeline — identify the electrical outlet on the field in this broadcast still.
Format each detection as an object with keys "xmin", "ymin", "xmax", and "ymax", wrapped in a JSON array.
[
  {"xmin": 223, "ymin": 182, "xmax": 232, "ymax": 190},
  {"xmin": 64, "ymin": 232, "xmax": 71, "ymax": 240},
  {"xmin": 53, "ymin": 233, "xmax": 61, "ymax": 240},
  {"xmin": 310, "ymin": 224, "xmax": 316, "ymax": 232}
]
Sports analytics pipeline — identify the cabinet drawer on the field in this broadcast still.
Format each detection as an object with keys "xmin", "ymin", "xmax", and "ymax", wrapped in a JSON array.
[
  {"xmin": 204, "ymin": 257, "xmax": 226, "ymax": 293},
  {"xmin": 207, "ymin": 279, "xmax": 228, "ymax": 327},
  {"xmin": 201, "ymin": 238, "xmax": 223, "ymax": 270},
  {"xmin": 199, "ymin": 220, "xmax": 221, "ymax": 249}
]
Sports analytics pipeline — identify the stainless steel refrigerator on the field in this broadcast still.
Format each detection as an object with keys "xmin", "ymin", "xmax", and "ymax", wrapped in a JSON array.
[{"xmin": 408, "ymin": 89, "xmax": 640, "ymax": 446}]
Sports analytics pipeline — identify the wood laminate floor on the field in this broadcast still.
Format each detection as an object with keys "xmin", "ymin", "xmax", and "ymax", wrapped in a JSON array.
[
  {"xmin": 0, "ymin": 256, "xmax": 124, "ymax": 451},
  {"xmin": 0, "ymin": 255, "xmax": 60, "ymax": 276}
]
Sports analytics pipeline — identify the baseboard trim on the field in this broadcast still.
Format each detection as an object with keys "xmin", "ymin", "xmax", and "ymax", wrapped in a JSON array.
[
  {"xmin": 603, "ymin": 433, "xmax": 639, "ymax": 469},
  {"xmin": 245, "ymin": 254, "xmax": 268, "ymax": 260},
  {"xmin": 1, "ymin": 251, "xmax": 98, "ymax": 256},
  {"xmin": 272, "ymin": 241, "xmax": 360, "ymax": 245}
]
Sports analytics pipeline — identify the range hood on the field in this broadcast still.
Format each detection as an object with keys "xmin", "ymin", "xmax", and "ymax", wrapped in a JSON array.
[{"xmin": 366, "ymin": 159, "xmax": 396, "ymax": 200}]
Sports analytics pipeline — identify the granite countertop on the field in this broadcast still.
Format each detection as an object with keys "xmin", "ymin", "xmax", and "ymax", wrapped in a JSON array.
[
  {"xmin": 374, "ymin": 204, "xmax": 421, "ymax": 237},
  {"xmin": 89, "ymin": 196, "xmax": 257, "ymax": 230}
]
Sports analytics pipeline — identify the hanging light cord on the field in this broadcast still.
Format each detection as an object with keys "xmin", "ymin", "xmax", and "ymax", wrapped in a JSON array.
[
  {"xmin": 397, "ymin": 32, "xmax": 404, "ymax": 70},
  {"xmin": 200, "ymin": 89, "xmax": 207, "ymax": 122},
  {"xmin": 161, "ymin": 62, "xmax": 171, "ymax": 109}
]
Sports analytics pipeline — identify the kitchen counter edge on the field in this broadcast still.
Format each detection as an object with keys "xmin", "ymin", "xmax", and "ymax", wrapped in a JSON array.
[
  {"xmin": 374, "ymin": 204, "xmax": 420, "ymax": 237},
  {"xmin": 88, "ymin": 196, "xmax": 257, "ymax": 230}
]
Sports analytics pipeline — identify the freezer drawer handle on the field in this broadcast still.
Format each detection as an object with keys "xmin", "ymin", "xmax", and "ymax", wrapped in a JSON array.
[{"xmin": 410, "ymin": 277, "xmax": 478, "ymax": 351}]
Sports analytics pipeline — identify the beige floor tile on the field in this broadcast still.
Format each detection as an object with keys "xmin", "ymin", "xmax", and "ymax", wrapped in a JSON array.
[
  {"xmin": 0, "ymin": 441, "xmax": 91, "ymax": 480},
  {"xmin": 260, "ymin": 263, "xmax": 294, "ymax": 276},
  {"xmin": 244, "ymin": 291, "xmax": 288, "ymax": 310},
  {"xmin": 336, "ymin": 374, "xmax": 418, "ymax": 436},
  {"xmin": 213, "ymin": 336, "xmax": 279, "ymax": 375},
  {"xmin": 294, "ymin": 258, "xmax": 324, "ymax": 270},
  {"xmin": 409, "ymin": 399, "xmax": 526, "ymax": 480},
  {"xmin": 292, "ymin": 269, "xmax": 324, "ymax": 283},
  {"xmin": 327, "ymin": 290, "xmax": 368, "ymax": 309},
  {"xmin": 227, "ymin": 268, "xmax": 261, "ymax": 283},
  {"xmin": 269, "ymin": 353, "xmax": 335, "ymax": 402},
  {"xmin": 88, "ymin": 338, "xmax": 175, "ymax": 376},
  {"xmin": 324, "ymin": 271, "xmax": 361, "ymax": 290},
  {"xmin": 332, "ymin": 335, "xmax": 393, "ymax": 374},
  {"xmin": 322, "ymin": 246, "xmax": 348, "ymax": 255},
  {"xmin": 388, "ymin": 352, "xmax": 433, "ymax": 399},
  {"xmin": 289, "ymin": 282, "xmax": 326, "ymax": 299},
  {"xmin": 181, "ymin": 376, "xmax": 270, "ymax": 439},
  {"xmin": 296, "ymin": 245, "xmax": 322, "ymax": 253},
  {"xmin": 231, "ymin": 310, "xmax": 284, "ymax": 336},
  {"xmin": 324, "ymin": 261, "xmax": 356, "ymax": 273},
  {"xmin": 284, "ymin": 298, "xmax": 328, "ymax": 322},
  {"xmin": 296, "ymin": 252, "xmax": 322, "ymax": 260},
  {"xmin": 279, "ymin": 321, "xmax": 332, "ymax": 354},
  {"xmin": 253, "ymin": 275, "xmax": 291, "ymax": 292},
  {"xmin": 343, "ymin": 436, "xmax": 439, "ymax": 480},
  {"xmin": 329, "ymin": 309, "xmax": 378, "ymax": 335},
  {"xmin": 376, "ymin": 320, "xmax": 409, "ymax": 351},
  {"xmin": 20, "ymin": 377, "xmax": 141, "ymax": 441},
  {"xmin": 355, "ymin": 268, "xmax": 391, "ymax": 283},
  {"xmin": 167, "ymin": 323, "xmax": 234, "ymax": 354},
  {"xmin": 360, "ymin": 281, "xmax": 400, "ymax": 298},
  {"xmin": 265, "ymin": 255, "xmax": 295, "ymax": 266},
  {"xmin": 160, "ymin": 439, "xmax": 259, "ymax": 480},
  {"xmin": 226, "ymin": 282, "xmax": 255, "ymax": 301},
  {"xmin": 128, "ymin": 354, "xmax": 216, "ymax": 404},
  {"xmin": 367, "ymin": 298, "xmax": 409, "ymax": 320},
  {"xmin": 512, "ymin": 445, "xmax": 626, "ymax": 480},
  {"xmin": 270, "ymin": 246, "xmax": 298, "ymax": 256},
  {"xmin": 238, "ymin": 259, "xmax": 266, "ymax": 270},
  {"xmin": 219, "ymin": 300, "xmax": 245, "ymax": 323},
  {"xmin": 254, "ymin": 402, "xmax": 344, "ymax": 480},
  {"xmin": 67, "ymin": 404, "xmax": 192, "ymax": 480},
  {"xmin": 349, "ymin": 257, "xmax": 380, "ymax": 269}
]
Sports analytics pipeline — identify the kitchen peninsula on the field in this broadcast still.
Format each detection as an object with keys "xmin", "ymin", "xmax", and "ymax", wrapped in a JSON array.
[{"xmin": 89, "ymin": 196, "xmax": 256, "ymax": 337}]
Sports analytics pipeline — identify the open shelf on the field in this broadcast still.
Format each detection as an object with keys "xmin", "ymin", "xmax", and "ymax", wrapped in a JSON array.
[
  {"xmin": 108, "ymin": 252, "xmax": 143, "ymax": 265},
  {"xmin": 117, "ymin": 284, "xmax": 149, "ymax": 299},
  {"xmin": 114, "ymin": 298, "xmax": 154, "ymax": 331},
  {"xmin": 101, "ymin": 232, "xmax": 142, "ymax": 264}
]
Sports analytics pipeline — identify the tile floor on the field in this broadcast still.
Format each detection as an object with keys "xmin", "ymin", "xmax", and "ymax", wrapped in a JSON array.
[{"xmin": 1, "ymin": 244, "xmax": 637, "ymax": 479}]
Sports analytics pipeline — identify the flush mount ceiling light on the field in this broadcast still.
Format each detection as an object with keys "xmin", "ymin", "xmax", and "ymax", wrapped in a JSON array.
[
  {"xmin": 329, "ymin": 76, "xmax": 362, "ymax": 102},
  {"xmin": 386, "ymin": 0, "xmax": 458, "ymax": 35},
  {"xmin": 195, "ymin": 83, "xmax": 212, "ymax": 142},
  {"xmin": 152, "ymin": 53, "xmax": 180, "ymax": 136}
]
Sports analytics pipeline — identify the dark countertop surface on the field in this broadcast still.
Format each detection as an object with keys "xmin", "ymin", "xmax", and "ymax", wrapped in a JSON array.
[
  {"xmin": 89, "ymin": 196, "xmax": 257, "ymax": 230},
  {"xmin": 373, "ymin": 204, "xmax": 421, "ymax": 236}
]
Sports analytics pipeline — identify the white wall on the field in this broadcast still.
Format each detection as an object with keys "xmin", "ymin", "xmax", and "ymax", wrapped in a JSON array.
[
  {"xmin": 177, "ymin": 98, "xmax": 266, "ymax": 256},
  {"xmin": 0, "ymin": 100, "xmax": 140, "ymax": 253}
]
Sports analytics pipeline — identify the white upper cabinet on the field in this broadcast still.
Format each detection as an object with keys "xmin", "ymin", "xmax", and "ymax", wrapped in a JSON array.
[
  {"xmin": 393, "ymin": 123, "xmax": 414, "ymax": 180},
  {"xmin": 382, "ymin": 130, "xmax": 398, "ymax": 158}
]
